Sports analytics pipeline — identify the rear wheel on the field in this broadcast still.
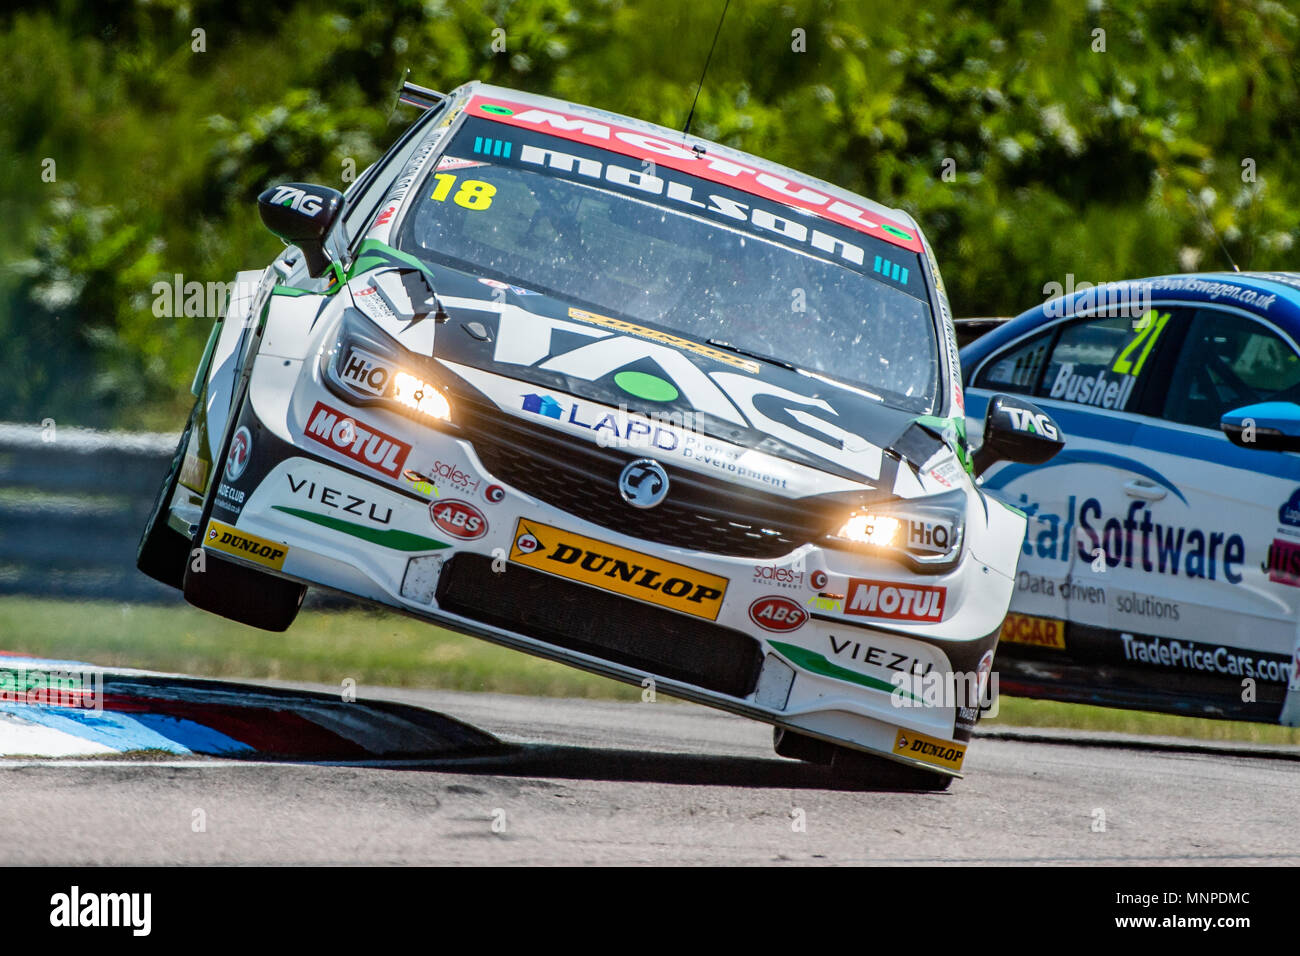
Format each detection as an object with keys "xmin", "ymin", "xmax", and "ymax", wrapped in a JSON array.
[
  {"xmin": 183, "ymin": 550, "xmax": 305, "ymax": 632},
  {"xmin": 136, "ymin": 418, "xmax": 195, "ymax": 589}
]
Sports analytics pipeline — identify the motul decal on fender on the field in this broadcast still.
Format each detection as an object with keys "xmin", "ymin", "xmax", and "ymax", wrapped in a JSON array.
[
  {"xmin": 844, "ymin": 578, "xmax": 947, "ymax": 622},
  {"xmin": 302, "ymin": 401, "xmax": 411, "ymax": 478}
]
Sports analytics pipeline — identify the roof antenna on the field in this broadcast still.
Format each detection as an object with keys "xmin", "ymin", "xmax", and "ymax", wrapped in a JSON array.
[
  {"xmin": 389, "ymin": 68, "xmax": 411, "ymax": 118},
  {"xmin": 682, "ymin": 0, "xmax": 732, "ymax": 139},
  {"xmin": 1186, "ymin": 188, "xmax": 1240, "ymax": 272}
]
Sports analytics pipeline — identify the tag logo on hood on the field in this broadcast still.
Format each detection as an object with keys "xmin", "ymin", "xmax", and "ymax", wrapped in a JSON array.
[{"xmin": 448, "ymin": 302, "xmax": 886, "ymax": 480}]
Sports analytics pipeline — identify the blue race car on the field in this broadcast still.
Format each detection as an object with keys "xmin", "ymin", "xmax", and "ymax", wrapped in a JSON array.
[{"xmin": 962, "ymin": 272, "xmax": 1300, "ymax": 724}]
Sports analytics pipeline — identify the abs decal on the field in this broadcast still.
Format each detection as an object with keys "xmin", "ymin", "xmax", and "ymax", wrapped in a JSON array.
[
  {"xmin": 748, "ymin": 596, "xmax": 808, "ymax": 633},
  {"xmin": 430, "ymin": 499, "xmax": 487, "ymax": 540}
]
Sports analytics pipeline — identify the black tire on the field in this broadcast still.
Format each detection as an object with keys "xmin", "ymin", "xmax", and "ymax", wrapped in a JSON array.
[
  {"xmin": 136, "ymin": 419, "xmax": 195, "ymax": 590},
  {"xmin": 183, "ymin": 550, "xmax": 305, "ymax": 632},
  {"xmin": 773, "ymin": 727, "xmax": 837, "ymax": 765},
  {"xmin": 831, "ymin": 745, "xmax": 954, "ymax": 792}
]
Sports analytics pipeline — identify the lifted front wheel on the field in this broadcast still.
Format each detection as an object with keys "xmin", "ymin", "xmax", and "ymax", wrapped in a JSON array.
[
  {"xmin": 136, "ymin": 418, "xmax": 195, "ymax": 590},
  {"xmin": 183, "ymin": 550, "xmax": 305, "ymax": 632}
]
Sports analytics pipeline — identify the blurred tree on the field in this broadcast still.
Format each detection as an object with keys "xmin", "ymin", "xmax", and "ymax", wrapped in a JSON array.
[{"xmin": 0, "ymin": 0, "xmax": 1297, "ymax": 428}]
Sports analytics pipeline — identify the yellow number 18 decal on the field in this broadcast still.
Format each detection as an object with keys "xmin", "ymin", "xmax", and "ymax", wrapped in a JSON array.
[
  {"xmin": 429, "ymin": 173, "xmax": 496, "ymax": 210},
  {"xmin": 1112, "ymin": 310, "xmax": 1170, "ymax": 377}
]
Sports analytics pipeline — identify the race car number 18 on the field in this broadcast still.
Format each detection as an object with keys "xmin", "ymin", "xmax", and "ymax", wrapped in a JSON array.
[{"xmin": 429, "ymin": 173, "xmax": 496, "ymax": 210}]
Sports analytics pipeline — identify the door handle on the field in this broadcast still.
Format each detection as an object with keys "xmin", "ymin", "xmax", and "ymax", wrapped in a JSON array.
[{"xmin": 1124, "ymin": 478, "xmax": 1167, "ymax": 501}]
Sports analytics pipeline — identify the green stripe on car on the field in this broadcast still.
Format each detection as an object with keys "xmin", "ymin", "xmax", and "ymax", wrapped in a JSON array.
[{"xmin": 271, "ymin": 506, "xmax": 451, "ymax": 552}]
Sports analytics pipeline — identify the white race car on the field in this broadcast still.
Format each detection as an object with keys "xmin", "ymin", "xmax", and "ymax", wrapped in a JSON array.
[{"xmin": 137, "ymin": 81, "xmax": 1061, "ymax": 787}]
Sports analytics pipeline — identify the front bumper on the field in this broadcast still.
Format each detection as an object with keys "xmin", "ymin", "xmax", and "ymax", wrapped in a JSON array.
[{"xmin": 193, "ymin": 344, "xmax": 1013, "ymax": 777}]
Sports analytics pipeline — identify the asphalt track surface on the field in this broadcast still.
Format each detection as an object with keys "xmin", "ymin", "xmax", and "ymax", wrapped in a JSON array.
[{"xmin": 4, "ymin": 685, "xmax": 1300, "ymax": 865}]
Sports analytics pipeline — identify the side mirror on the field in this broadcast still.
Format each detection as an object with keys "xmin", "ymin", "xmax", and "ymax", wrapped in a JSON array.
[
  {"xmin": 972, "ymin": 394, "xmax": 1065, "ymax": 477},
  {"xmin": 257, "ymin": 182, "xmax": 344, "ymax": 277},
  {"xmin": 1221, "ymin": 402, "xmax": 1300, "ymax": 452}
]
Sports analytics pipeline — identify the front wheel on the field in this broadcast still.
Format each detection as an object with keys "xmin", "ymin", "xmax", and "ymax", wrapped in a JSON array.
[
  {"xmin": 183, "ymin": 549, "xmax": 305, "ymax": 632},
  {"xmin": 136, "ymin": 417, "xmax": 195, "ymax": 590},
  {"xmin": 774, "ymin": 727, "xmax": 953, "ymax": 791},
  {"xmin": 831, "ymin": 745, "xmax": 953, "ymax": 791}
]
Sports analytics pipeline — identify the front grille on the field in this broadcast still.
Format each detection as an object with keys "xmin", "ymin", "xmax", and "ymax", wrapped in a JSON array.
[
  {"xmin": 436, "ymin": 553, "xmax": 763, "ymax": 697},
  {"xmin": 459, "ymin": 402, "xmax": 841, "ymax": 559}
]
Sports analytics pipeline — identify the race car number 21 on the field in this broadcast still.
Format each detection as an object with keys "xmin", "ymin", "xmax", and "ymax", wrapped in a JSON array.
[{"xmin": 429, "ymin": 173, "xmax": 496, "ymax": 210}]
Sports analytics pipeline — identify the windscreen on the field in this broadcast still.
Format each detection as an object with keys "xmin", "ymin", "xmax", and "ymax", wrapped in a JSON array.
[{"xmin": 398, "ymin": 116, "xmax": 939, "ymax": 413}]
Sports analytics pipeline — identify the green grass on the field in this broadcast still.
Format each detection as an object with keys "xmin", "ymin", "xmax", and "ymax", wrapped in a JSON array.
[
  {"xmin": 0, "ymin": 596, "xmax": 639, "ymax": 701},
  {"xmin": 5, "ymin": 595, "xmax": 1300, "ymax": 745}
]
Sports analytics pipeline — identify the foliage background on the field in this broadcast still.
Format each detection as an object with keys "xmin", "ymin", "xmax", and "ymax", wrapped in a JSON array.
[{"xmin": 1, "ymin": 0, "xmax": 1297, "ymax": 429}]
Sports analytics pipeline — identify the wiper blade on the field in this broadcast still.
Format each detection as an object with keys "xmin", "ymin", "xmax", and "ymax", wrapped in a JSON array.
[{"xmin": 706, "ymin": 339, "xmax": 797, "ymax": 372}]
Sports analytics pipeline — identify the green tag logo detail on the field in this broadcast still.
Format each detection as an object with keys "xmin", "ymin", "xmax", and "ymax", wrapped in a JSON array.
[{"xmin": 614, "ymin": 370, "xmax": 679, "ymax": 403}]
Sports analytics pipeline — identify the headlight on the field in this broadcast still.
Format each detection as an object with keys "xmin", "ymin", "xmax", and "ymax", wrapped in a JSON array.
[
  {"xmin": 324, "ymin": 311, "xmax": 454, "ymax": 426},
  {"xmin": 828, "ymin": 489, "xmax": 966, "ymax": 572},
  {"xmin": 392, "ymin": 370, "xmax": 451, "ymax": 422},
  {"xmin": 838, "ymin": 513, "xmax": 902, "ymax": 548}
]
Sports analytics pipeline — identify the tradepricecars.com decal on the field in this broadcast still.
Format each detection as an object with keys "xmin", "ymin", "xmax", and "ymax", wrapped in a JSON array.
[
  {"xmin": 1117, "ymin": 632, "xmax": 1293, "ymax": 683},
  {"xmin": 508, "ymin": 518, "xmax": 728, "ymax": 620}
]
